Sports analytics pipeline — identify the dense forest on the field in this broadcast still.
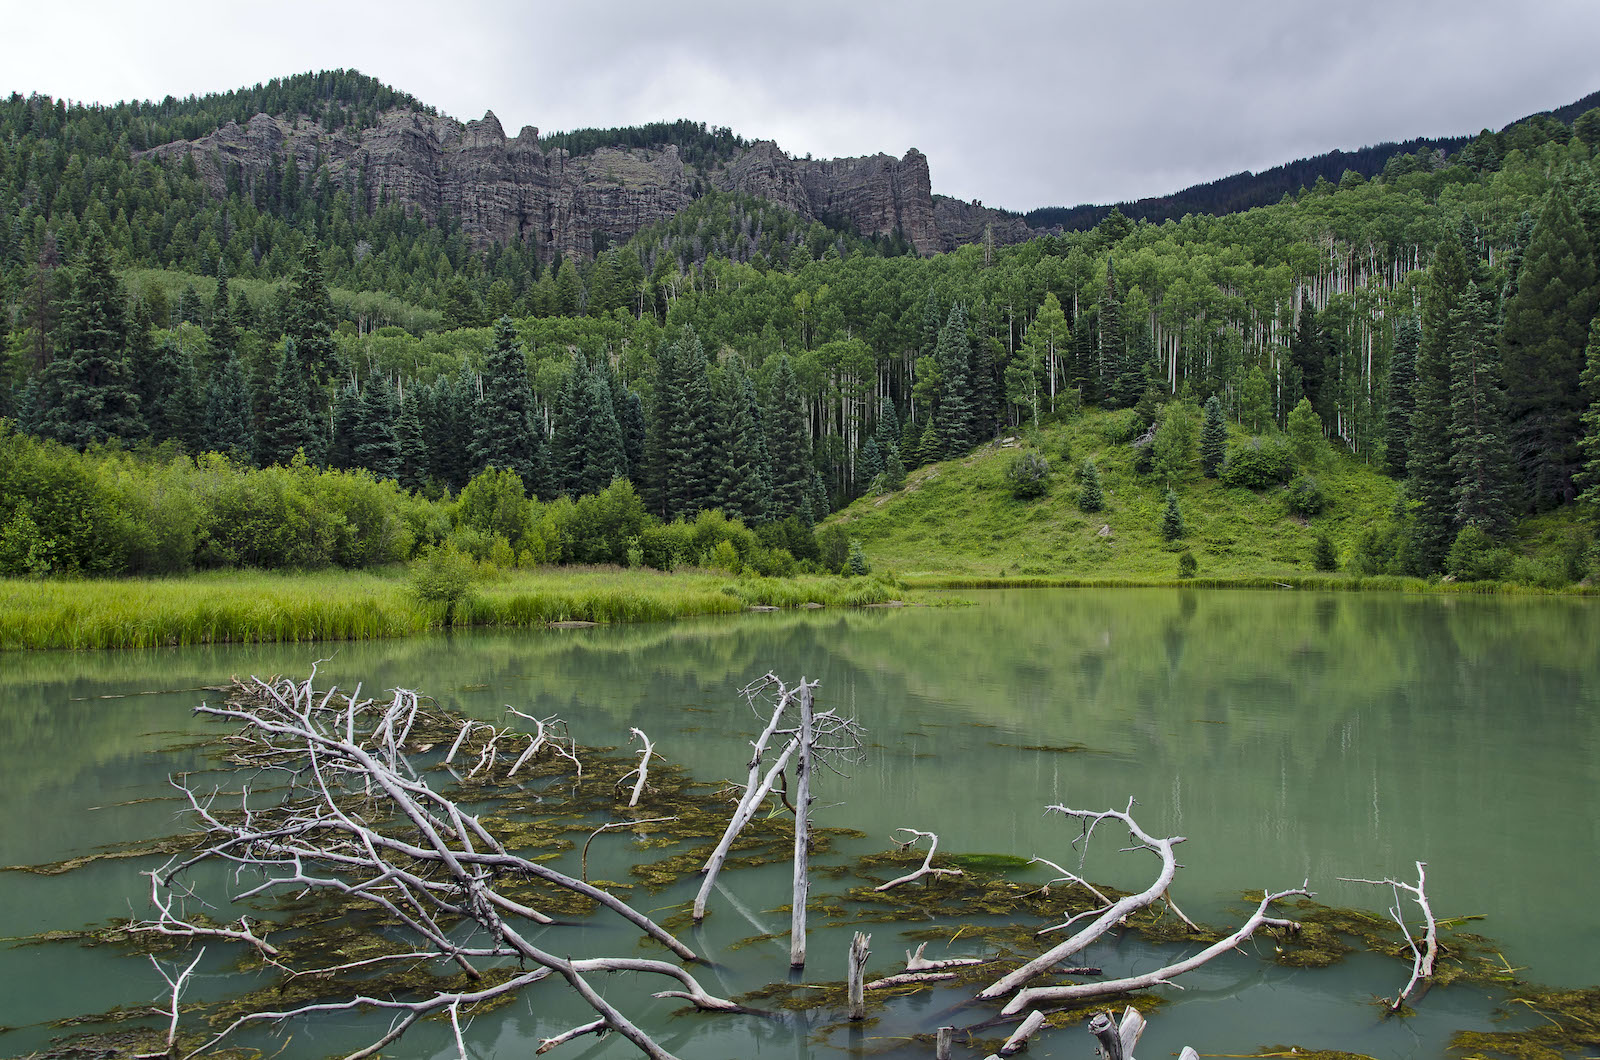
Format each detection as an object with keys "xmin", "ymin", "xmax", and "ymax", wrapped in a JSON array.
[{"xmin": 3, "ymin": 71, "xmax": 1600, "ymax": 583}]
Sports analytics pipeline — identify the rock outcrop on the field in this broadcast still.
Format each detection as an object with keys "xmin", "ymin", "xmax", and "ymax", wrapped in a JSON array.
[{"xmin": 145, "ymin": 108, "xmax": 1035, "ymax": 261}]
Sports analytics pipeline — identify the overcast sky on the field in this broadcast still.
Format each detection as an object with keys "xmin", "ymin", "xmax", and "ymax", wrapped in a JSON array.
[{"xmin": 10, "ymin": 1, "xmax": 1600, "ymax": 213}]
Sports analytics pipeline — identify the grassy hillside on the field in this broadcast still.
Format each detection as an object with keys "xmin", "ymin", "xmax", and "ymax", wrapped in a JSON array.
[{"xmin": 830, "ymin": 411, "xmax": 1402, "ymax": 580}]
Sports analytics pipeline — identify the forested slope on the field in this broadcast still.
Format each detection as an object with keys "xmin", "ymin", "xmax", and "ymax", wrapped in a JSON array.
[{"xmin": 3, "ymin": 73, "xmax": 1599, "ymax": 585}]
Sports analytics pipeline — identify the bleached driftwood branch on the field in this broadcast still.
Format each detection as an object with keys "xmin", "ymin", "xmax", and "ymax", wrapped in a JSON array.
[
  {"xmin": 998, "ymin": 1009, "xmax": 1049, "ymax": 1056},
  {"xmin": 874, "ymin": 828, "xmax": 964, "ymax": 891},
  {"xmin": 618, "ymin": 727, "xmax": 657, "ymax": 807},
  {"xmin": 980, "ymin": 800, "xmax": 1185, "ymax": 1000},
  {"xmin": 1340, "ymin": 860, "xmax": 1439, "ymax": 1012},
  {"xmin": 1000, "ymin": 885, "xmax": 1308, "ymax": 1015},
  {"xmin": 848, "ymin": 931, "xmax": 872, "ymax": 1020},
  {"xmin": 147, "ymin": 673, "xmax": 730, "ymax": 1060}
]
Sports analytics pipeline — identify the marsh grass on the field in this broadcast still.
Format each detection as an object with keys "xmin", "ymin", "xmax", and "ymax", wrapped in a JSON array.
[{"xmin": 0, "ymin": 568, "xmax": 904, "ymax": 650}]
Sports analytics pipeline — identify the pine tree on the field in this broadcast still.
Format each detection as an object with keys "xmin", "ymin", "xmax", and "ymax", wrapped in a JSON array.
[
  {"xmin": 473, "ymin": 317, "xmax": 545, "ymax": 492},
  {"xmin": 37, "ymin": 227, "xmax": 142, "ymax": 446},
  {"xmin": 1200, "ymin": 394, "xmax": 1227, "ymax": 477},
  {"xmin": 1501, "ymin": 183, "xmax": 1599, "ymax": 509},
  {"xmin": 1160, "ymin": 488, "xmax": 1184, "ymax": 541},
  {"xmin": 873, "ymin": 396, "xmax": 900, "ymax": 462},
  {"xmin": 968, "ymin": 333, "xmax": 998, "ymax": 443},
  {"xmin": 1409, "ymin": 236, "xmax": 1470, "ymax": 573},
  {"xmin": 933, "ymin": 305, "xmax": 974, "ymax": 452},
  {"xmin": 1078, "ymin": 459, "xmax": 1104, "ymax": 512},
  {"xmin": 284, "ymin": 241, "xmax": 336, "ymax": 388},
  {"xmin": 258, "ymin": 338, "xmax": 318, "ymax": 466},
  {"xmin": 1384, "ymin": 317, "xmax": 1419, "ymax": 476},
  {"xmin": 203, "ymin": 353, "xmax": 256, "ymax": 464}
]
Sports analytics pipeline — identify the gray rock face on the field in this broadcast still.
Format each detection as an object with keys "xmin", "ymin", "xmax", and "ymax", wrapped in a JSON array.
[
  {"xmin": 143, "ymin": 109, "xmax": 1025, "ymax": 260},
  {"xmin": 930, "ymin": 195, "xmax": 1039, "ymax": 253}
]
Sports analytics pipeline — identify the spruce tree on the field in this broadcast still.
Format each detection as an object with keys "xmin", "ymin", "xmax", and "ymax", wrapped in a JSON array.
[
  {"xmin": 663, "ymin": 333, "xmax": 714, "ymax": 517},
  {"xmin": 621, "ymin": 387, "xmax": 647, "ymax": 479},
  {"xmin": 874, "ymin": 395, "xmax": 900, "ymax": 460},
  {"xmin": 579, "ymin": 367, "xmax": 627, "ymax": 495},
  {"xmin": 1200, "ymin": 394, "xmax": 1227, "ymax": 477},
  {"xmin": 641, "ymin": 338, "xmax": 679, "ymax": 517},
  {"xmin": 1448, "ymin": 284, "xmax": 1512, "ymax": 537},
  {"xmin": 473, "ymin": 317, "xmax": 545, "ymax": 492},
  {"xmin": 37, "ymin": 227, "xmax": 142, "ymax": 446},
  {"xmin": 1384, "ymin": 317, "xmax": 1419, "ymax": 476},
  {"xmin": 933, "ymin": 305, "xmax": 974, "ymax": 452},
  {"xmin": 765, "ymin": 354, "xmax": 812, "ymax": 520},
  {"xmin": 1409, "ymin": 236, "xmax": 1470, "ymax": 573},
  {"xmin": 1291, "ymin": 297, "xmax": 1327, "ymax": 424},
  {"xmin": 203, "ymin": 353, "xmax": 256, "ymax": 465},
  {"xmin": 858, "ymin": 436, "xmax": 884, "ymax": 488},
  {"xmin": 327, "ymin": 381, "xmax": 362, "ymax": 470},
  {"xmin": 1078, "ymin": 458, "xmax": 1104, "ymax": 512},
  {"xmin": 258, "ymin": 338, "xmax": 318, "ymax": 466},
  {"xmin": 208, "ymin": 260, "xmax": 238, "ymax": 363},
  {"xmin": 283, "ymin": 241, "xmax": 336, "ymax": 394},
  {"xmin": 149, "ymin": 338, "xmax": 205, "ymax": 452},
  {"xmin": 355, "ymin": 374, "xmax": 402, "ymax": 480},
  {"xmin": 718, "ymin": 358, "xmax": 772, "ymax": 523},
  {"xmin": 1097, "ymin": 260, "xmax": 1124, "ymax": 406},
  {"xmin": 396, "ymin": 385, "xmax": 428, "ymax": 492},
  {"xmin": 1501, "ymin": 183, "xmax": 1599, "ymax": 509},
  {"xmin": 549, "ymin": 355, "xmax": 591, "ymax": 496},
  {"xmin": 968, "ymin": 333, "xmax": 998, "ymax": 443},
  {"xmin": 1160, "ymin": 488, "xmax": 1184, "ymax": 541}
]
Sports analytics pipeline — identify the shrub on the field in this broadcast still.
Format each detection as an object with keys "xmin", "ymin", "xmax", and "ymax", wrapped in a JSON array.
[
  {"xmin": 1005, "ymin": 450, "xmax": 1051, "ymax": 499},
  {"xmin": 1285, "ymin": 475, "xmax": 1327, "ymax": 517},
  {"xmin": 1220, "ymin": 436, "xmax": 1293, "ymax": 490},
  {"xmin": 1313, "ymin": 533, "xmax": 1338, "ymax": 571},
  {"xmin": 1447, "ymin": 524, "xmax": 1512, "ymax": 581},
  {"xmin": 410, "ymin": 544, "xmax": 476, "ymax": 624},
  {"xmin": 816, "ymin": 523, "xmax": 850, "ymax": 573},
  {"xmin": 1177, "ymin": 551, "xmax": 1198, "ymax": 579},
  {"xmin": 848, "ymin": 539, "xmax": 870, "ymax": 576}
]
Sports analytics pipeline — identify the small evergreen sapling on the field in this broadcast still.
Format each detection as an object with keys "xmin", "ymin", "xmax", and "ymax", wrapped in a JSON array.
[
  {"xmin": 1160, "ymin": 488, "xmax": 1184, "ymax": 541},
  {"xmin": 1078, "ymin": 458, "xmax": 1104, "ymax": 512}
]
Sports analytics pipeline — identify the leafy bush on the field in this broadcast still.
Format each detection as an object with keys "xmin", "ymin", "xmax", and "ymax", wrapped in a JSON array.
[
  {"xmin": 1220, "ymin": 436, "xmax": 1293, "ymax": 490},
  {"xmin": 1285, "ymin": 475, "xmax": 1327, "ymax": 517},
  {"xmin": 1313, "ymin": 533, "xmax": 1338, "ymax": 571},
  {"xmin": 410, "ymin": 544, "xmax": 476, "ymax": 623},
  {"xmin": 1177, "ymin": 551, "xmax": 1198, "ymax": 578},
  {"xmin": 1447, "ymin": 524, "xmax": 1512, "ymax": 581},
  {"xmin": 1005, "ymin": 450, "xmax": 1051, "ymax": 499}
]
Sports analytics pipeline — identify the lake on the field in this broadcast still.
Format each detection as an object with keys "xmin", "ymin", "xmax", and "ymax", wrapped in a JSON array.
[{"xmin": 2, "ymin": 588, "xmax": 1597, "ymax": 1059}]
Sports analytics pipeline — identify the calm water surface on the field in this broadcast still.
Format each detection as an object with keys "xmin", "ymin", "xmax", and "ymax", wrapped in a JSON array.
[{"xmin": 2, "ymin": 589, "xmax": 1597, "ymax": 1059}]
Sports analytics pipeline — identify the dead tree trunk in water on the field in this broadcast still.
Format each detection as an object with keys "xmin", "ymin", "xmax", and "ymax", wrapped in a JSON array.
[{"xmin": 790, "ymin": 678, "xmax": 815, "ymax": 969}]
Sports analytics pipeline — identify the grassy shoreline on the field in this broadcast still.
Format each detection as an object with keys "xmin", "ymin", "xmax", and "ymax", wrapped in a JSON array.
[
  {"xmin": 903, "ymin": 572, "xmax": 1600, "ymax": 594},
  {"xmin": 0, "ymin": 567, "xmax": 904, "ymax": 651}
]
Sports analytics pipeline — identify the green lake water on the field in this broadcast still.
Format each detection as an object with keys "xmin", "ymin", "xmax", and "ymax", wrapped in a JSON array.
[{"xmin": 2, "ymin": 588, "xmax": 1597, "ymax": 1059}]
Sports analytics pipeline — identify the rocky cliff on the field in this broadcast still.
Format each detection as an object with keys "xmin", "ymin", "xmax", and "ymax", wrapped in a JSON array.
[{"xmin": 144, "ymin": 109, "xmax": 1027, "ymax": 261}]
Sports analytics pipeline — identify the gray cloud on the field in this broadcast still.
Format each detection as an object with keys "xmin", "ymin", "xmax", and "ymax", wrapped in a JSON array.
[{"xmin": 10, "ymin": 0, "xmax": 1600, "ymax": 212}]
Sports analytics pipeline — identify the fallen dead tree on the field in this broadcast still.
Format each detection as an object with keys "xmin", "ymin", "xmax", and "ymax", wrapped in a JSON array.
[
  {"xmin": 1340, "ymin": 861, "xmax": 1439, "ymax": 1012},
  {"xmin": 138, "ymin": 670, "xmax": 744, "ymax": 1060},
  {"xmin": 982, "ymin": 800, "xmax": 1306, "ymax": 1012}
]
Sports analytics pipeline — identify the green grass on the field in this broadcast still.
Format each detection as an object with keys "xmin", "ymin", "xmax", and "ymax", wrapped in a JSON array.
[
  {"xmin": 829, "ymin": 412, "xmax": 1595, "ymax": 592},
  {"xmin": 0, "ymin": 567, "xmax": 904, "ymax": 651}
]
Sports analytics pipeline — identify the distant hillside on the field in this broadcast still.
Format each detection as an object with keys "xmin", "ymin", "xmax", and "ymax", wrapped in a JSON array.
[{"xmin": 1027, "ymin": 88, "xmax": 1600, "ymax": 231}]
